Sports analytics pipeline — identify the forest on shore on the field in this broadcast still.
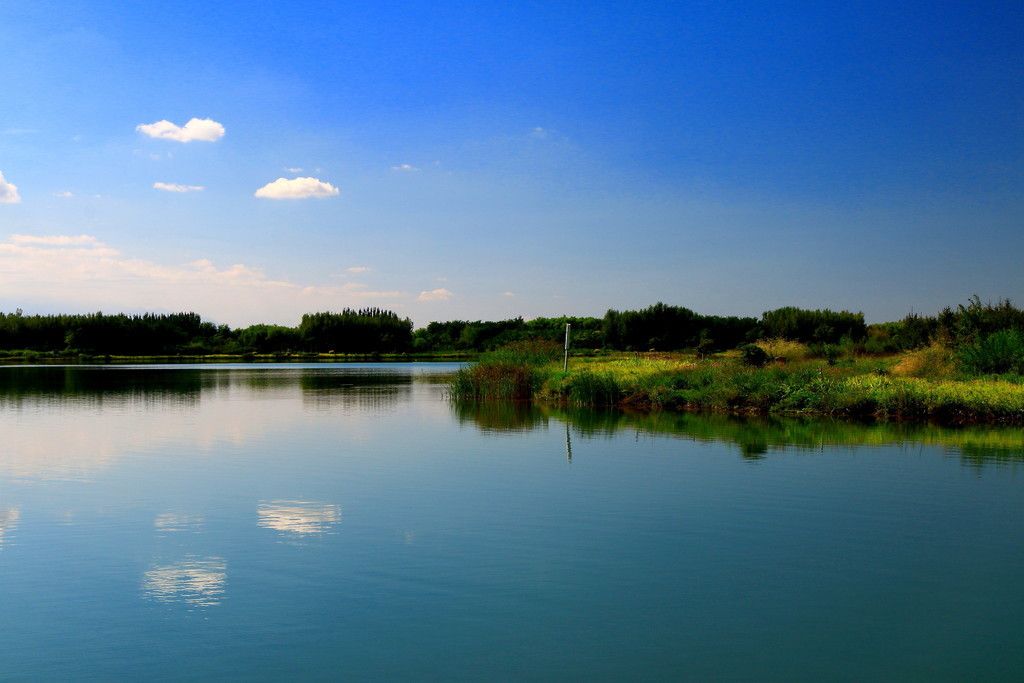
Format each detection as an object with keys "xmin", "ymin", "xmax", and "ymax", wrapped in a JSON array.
[{"xmin": 0, "ymin": 297, "xmax": 1022, "ymax": 376}]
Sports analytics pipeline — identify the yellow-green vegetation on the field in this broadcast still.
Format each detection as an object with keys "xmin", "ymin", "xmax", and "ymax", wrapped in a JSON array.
[
  {"xmin": 754, "ymin": 338, "xmax": 810, "ymax": 362},
  {"xmin": 889, "ymin": 342, "xmax": 956, "ymax": 378},
  {"xmin": 450, "ymin": 341, "xmax": 1024, "ymax": 425}
]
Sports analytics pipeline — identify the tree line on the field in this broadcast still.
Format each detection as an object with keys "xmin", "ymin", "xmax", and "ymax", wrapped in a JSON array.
[{"xmin": 0, "ymin": 298, "xmax": 1021, "ymax": 359}]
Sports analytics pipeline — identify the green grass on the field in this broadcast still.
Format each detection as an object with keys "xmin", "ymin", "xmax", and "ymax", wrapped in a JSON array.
[{"xmin": 451, "ymin": 350, "xmax": 1024, "ymax": 425}]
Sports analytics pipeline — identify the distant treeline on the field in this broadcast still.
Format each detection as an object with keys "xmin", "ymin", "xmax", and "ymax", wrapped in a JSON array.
[
  {"xmin": 0, "ymin": 298, "xmax": 1022, "ymax": 361},
  {"xmin": 0, "ymin": 308, "xmax": 413, "ymax": 356}
]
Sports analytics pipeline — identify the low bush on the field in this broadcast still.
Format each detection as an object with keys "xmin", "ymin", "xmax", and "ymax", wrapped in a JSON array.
[
  {"xmin": 740, "ymin": 344, "xmax": 770, "ymax": 367},
  {"xmin": 957, "ymin": 330, "xmax": 1024, "ymax": 375}
]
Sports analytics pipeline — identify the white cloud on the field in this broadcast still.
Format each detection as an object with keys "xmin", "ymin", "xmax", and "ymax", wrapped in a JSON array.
[
  {"xmin": 417, "ymin": 288, "xmax": 453, "ymax": 302},
  {"xmin": 153, "ymin": 182, "xmax": 204, "ymax": 193},
  {"xmin": 502, "ymin": 291, "xmax": 515, "ymax": 297},
  {"xmin": 391, "ymin": 163, "xmax": 418, "ymax": 172},
  {"xmin": 530, "ymin": 126, "xmax": 549, "ymax": 139},
  {"xmin": 136, "ymin": 117, "xmax": 225, "ymax": 143},
  {"xmin": 0, "ymin": 172, "xmax": 21, "ymax": 204},
  {"xmin": 54, "ymin": 191, "xmax": 74, "ymax": 198},
  {"xmin": 346, "ymin": 266, "xmax": 370, "ymax": 274},
  {"xmin": 285, "ymin": 167, "xmax": 304, "ymax": 173},
  {"xmin": 0, "ymin": 234, "xmax": 404, "ymax": 326},
  {"xmin": 254, "ymin": 177, "xmax": 339, "ymax": 200}
]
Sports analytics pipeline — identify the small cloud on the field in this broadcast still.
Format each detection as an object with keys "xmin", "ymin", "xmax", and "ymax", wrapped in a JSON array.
[
  {"xmin": 502, "ymin": 291, "xmax": 515, "ymax": 297},
  {"xmin": 530, "ymin": 126, "xmax": 549, "ymax": 139},
  {"xmin": 2, "ymin": 128, "xmax": 36, "ymax": 136},
  {"xmin": 285, "ymin": 167, "xmax": 304, "ymax": 174},
  {"xmin": 54, "ymin": 191, "xmax": 74, "ymax": 198},
  {"xmin": 136, "ymin": 117, "xmax": 225, "ymax": 143},
  {"xmin": 346, "ymin": 266, "xmax": 370, "ymax": 274},
  {"xmin": 153, "ymin": 182, "xmax": 204, "ymax": 193},
  {"xmin": 254, "ymin": 177, "xmax": 339, "ymax": 200},
  {"xmin": 391, "ymin": 163, "xmax": 418, "ymax": 172},
  {"xmin": 0, "ymin": 172, "xmax": 22, "ymax": 204},
  {"xmin": 417, "ymin": 288, "xmax": 453, "ymax": 302}
]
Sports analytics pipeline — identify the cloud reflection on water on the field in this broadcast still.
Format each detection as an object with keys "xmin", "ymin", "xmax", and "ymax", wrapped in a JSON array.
[
  {"xmin": 154, "ymin": 512, "xmax": 204, "ymax": 533},
  {"xmin": 258, "ymin": 500, "xmax": 341, "ymax": 535},
  {"xmin": 0, "ymin": 507, "xmax": 20, "ymax": 547},
  {"xmin": 143, "ymin": 558, "xmax": 226, "ymax": 607}
]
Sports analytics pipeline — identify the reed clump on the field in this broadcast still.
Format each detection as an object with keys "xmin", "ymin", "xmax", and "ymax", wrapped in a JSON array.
[
  {"xmin": 447, "ymin": 339, "xmax": 562, "ymax": 402},
  {"xmin": 448, "ymin": 362, "xmax": 539, "ymax": 401}
]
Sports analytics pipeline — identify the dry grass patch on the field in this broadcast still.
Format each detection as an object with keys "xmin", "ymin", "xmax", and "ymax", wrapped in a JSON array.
[
  {"xmin": 755, "ymin": 338, "xmax": 810, "ymax": 362},
  {"xmin": 891, "ymin": 342, "xmax": 955, "ymax": 379}
]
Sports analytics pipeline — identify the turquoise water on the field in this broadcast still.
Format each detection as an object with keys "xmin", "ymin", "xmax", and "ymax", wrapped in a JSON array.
[{"xmin": 0, "ymin": 364, "xmax": 1022, "ymax": 680}]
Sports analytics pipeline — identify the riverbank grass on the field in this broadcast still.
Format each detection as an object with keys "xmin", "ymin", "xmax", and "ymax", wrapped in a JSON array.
[{"xmin": 452, "ymin": 347, "xmax": 1024, "ymax": 424}]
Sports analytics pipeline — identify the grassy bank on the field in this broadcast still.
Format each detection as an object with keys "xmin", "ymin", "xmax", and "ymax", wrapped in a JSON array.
[{"xmin": 449, "ymin": 344, "xmax": 1024, "ymax": 425}]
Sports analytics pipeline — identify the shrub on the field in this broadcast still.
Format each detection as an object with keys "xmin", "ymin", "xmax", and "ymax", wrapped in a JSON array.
[
  {"xmin": 821, "ymin": 344, "xmax": 841, "ymax": 366},
  {"xmin": 958, "ymin": 330, "xmax": 1024, "ymax": 375},
  {"xmin": 760, "ymin": 306, "xmax": 867, "ymax": 343},
  {"xmin": 740, "ymin": 344, "xmax": 770, "ymax": 367},
  {"xmin": 939, "ymin": 296, "xmax": 1024, "ymax": 347}
]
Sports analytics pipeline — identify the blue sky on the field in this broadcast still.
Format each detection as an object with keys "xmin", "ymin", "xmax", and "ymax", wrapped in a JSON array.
[{"xmin": 1, "ymin": 1, "xmax": 1021, "ymax": 326}]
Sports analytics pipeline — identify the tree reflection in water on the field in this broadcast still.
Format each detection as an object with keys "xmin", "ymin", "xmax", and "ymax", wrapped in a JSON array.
[{"xmin": 451, "ymin": 401, "xmax": 1024, "ymax": 467}]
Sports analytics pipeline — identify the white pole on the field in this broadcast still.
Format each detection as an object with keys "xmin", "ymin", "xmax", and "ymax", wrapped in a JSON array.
[{"xmin": 563, "ymin": 323, "xmax": 571, "ymax": 372}]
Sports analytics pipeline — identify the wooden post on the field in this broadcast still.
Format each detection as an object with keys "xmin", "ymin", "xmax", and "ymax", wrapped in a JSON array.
[{"xmin": 563, "ymin": 323, "xmax": 571, "ymax": 372}]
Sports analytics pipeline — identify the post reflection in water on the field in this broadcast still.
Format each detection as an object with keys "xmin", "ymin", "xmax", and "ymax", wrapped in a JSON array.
[
  {"xmin": 143, "ymin": 558, "xmax": 227, "ymax": 608},
  {"xmin": 0, "ymin": 507, "xmax": 20, "ymax": 547},
  {"xmin": 258, "ymin": 501, "xmax": 341, "ymax": 536}
]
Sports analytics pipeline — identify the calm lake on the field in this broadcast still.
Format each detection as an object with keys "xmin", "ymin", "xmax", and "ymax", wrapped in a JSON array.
[{"xmin": 1, "ymin": 364, "xmax": 1022, "ymax": 680}]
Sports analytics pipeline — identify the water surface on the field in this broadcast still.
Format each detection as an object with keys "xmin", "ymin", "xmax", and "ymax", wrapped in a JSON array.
[{"xmin": 1, "ymin": 364, "xmax": 1022, "ymax": 680}]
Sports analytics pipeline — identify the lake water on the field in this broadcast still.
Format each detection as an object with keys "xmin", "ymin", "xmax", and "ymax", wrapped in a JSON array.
[{"xmin": 1, "ymin": 364, "xmax": 1022, "ymax": 680}]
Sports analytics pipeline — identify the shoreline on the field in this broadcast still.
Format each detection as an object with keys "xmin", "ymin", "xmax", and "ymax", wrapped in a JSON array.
[
  {"xmin": 451, "ymin": 353, "xmax": 1024, "ymax": 427},
  {"xmin": 0, "ymin": 351, "xmax": 476, "ymax": 365}
]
